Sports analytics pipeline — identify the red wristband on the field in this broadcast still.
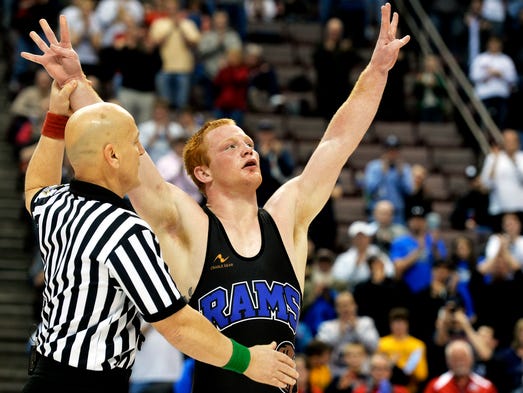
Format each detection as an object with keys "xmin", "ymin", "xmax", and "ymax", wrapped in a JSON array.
[{"xmin": 41, "ymin": 112, "xmax": 69, "ymax": 139}]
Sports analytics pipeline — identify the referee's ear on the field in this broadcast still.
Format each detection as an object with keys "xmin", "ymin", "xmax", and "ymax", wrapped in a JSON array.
[{"xmin": 104, "ymin": 144, "xmax": 120, "ymax": 168}]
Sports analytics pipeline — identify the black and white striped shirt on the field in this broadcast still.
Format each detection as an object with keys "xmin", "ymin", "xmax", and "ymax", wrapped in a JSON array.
[{"xmin": 31, "ymin": 180, "xmax": 186, "ymax": 371}]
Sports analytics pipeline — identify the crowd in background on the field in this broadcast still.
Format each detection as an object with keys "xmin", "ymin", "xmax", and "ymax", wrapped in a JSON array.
[{"xmin": 2, "ymin": 1, "xmax": 523, "ymax": 393}]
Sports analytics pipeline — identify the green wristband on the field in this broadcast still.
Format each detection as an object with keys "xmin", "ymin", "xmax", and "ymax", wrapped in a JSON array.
[{"xmin": 223, "ymin": 339, "xmax": 251, "ymax": 374}]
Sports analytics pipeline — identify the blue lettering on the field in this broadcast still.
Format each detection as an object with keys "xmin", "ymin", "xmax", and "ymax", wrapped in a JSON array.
[
  {"xmin": 197, "ymin": 282, "xmax": 301, "ymax": 333},
  {"xmin": 199, "ymin": 287, "xmax": 228, "ymax": 329},
  {"xmin": 254, "ymin": 281, "xmax": 288, "ymax": 321},
  {"xmin": 284, "ymin": 286, "xmax": 300, "ymax": 332},
  {"xmin": 230, "ymin": 282, "xmax": 257, "ymax": 323}
]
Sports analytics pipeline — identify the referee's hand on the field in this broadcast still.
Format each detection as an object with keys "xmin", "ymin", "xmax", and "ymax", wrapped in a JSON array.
[{"xmin": 244, "ymin": 341, "xmax": 298, "ymax": 389}]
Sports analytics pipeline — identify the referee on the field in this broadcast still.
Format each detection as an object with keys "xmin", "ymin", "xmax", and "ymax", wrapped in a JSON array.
[{"xmin": 21, "ymin": 76, "xmax": 297, "ymax": 391}]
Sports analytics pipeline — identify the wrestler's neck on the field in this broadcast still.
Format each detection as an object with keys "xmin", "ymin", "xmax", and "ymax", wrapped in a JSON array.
[{"xmin": 205, "ymin": 190, "xmax": 259, "ymax": 221}]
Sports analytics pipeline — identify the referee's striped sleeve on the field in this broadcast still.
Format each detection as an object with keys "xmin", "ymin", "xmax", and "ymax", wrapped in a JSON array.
[{"xmin": 106, "ymin": 226, "xmax": 187, "ymax": 322}]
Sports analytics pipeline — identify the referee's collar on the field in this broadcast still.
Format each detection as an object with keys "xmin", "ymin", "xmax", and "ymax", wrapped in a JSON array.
[{"xmin": 70, "ymin": 180, "xmax": 134, "ymax": 211}]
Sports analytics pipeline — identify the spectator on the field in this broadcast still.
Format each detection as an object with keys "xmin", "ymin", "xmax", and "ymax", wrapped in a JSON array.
[
  {"xmin": 61, "ymin": 0, "xmax": 102, "ymax": 80},
  {"xmin": 149, "ymin": 0, "xmax": 201, "ymax": 110},
  {"xmin": 488, "ymin": 318, "xmax": 523, "ymax": 393},
  {"xmin": 378, "ymin": 307, "xmax": 428, "ymax": 393},
  {"xmin": 176, "ymin": 106, "xmax": 204, "ymax": 136},
  {"xmin": 8, "ymin": 69, "xmax": 52, "ymax": 158},
  {"xmin": 473, "ymin": 230, "xmax": 523, "ymax": 349},
  {"xmin": 316, "ymin": 291, "xmax": 380, "ymax": 377},
  {"xmin": 479, "ymin": 130, "xmax": 523, "ymax": 232},
  {"xmin": 404, "ymin": 164, "xmax": 432, "ymax": 224},
  {"xmin": 305, "ymin": 339, "xmax": 334, "ymax": 392},
  {"xmin": 244, "ymin": 43, "xmax": 284, "ymax": 114},
  {"xmin": 206, "ymin": 0, "xmax": 248, "ymax": 41},
  {"xmin": 254, "ymin": 119, "xmax": 295, "ymax": 206},
  {"xmin": 469, "ymin": 35, "xmax": 517, "ymax": 130},
  {"xmin": 331, "ymin": 220, "xmax": 395, "ymax": 291},
  {"xmin": 8, "ymin": 0, "xmax": 61, "ymax": 95},
  {"xmin": 138, "ymin": 97, "xmax": 185, "ymax": 164},
  {"xmin": 296, "ymin": 353, "xmax": 324, "ymax": 393},
  {"xmin": 107, "ymin": 22, "xmax": 163, "ymax": 124},
  {"xmin": 196, "ymin": 10, "xmax": 242, "ymax": 110},
  {"xmin": 369, "ymin": 200, "xmax": 408, "ymax": 253},
  {"xmin": 463, "ymin": 0, "xmax": 492, "ymax": 68},
  {"xmin": 156, "ymin": 136, "xmax": 203, "ymax": 203},
  {"xmin": 301, "ymin": 248, "xmax": 337, "ymax": 337},
  {"xmin": 312, "ymin": 17, "xmax": 362, "ymax": 120},
  {"xmin": 352, "ymin": 352, "xmax": 410, "ymax": 393},
  {"xmin": 482, "ymin": 212, "xmax": 523, "ymax": 270},
  {"xmin": 363, "ymin": 134, "xmax": 414, "ymax": 224},
  {"xmin": 410, "ymin": 259, "xmax": 460, "ymax": 348},
  {"xmin": 423, "ymin": 340, "xmax": 498, "ymax": 393},
  {"xmin": 325, "ymin": 342, "xmax": 370, "ymax": 393},
  {"xmin": 480, "ymin": 0, "xmax": 507, "ymax": 37},
  {"xmin": 212, "ymin": 47, "xmax": 250, "ymax": 127},
  {"xmin": 390, "ymin": 204, "xmax": 447, "ymax": 294},
  {"xmin": 448, "ymin": 235, "xmax": 483, "ymax": 320},
  {"xmin": 94, "ymin": 0, "xmax": 145, "ymax": 48},
  {"xmin": 413, "ymin": 54, "xmax": 448, "ymax": 123},
  {"xmin": 353, "ymin": 255, "xmax": 411, "ymax": 337},
  {"xmin": 450, "ymin": 165, "xmax": 492, "ymax": 233},
  {"xmin": 245, "ymin": 0, "xmax": 280, "ymax": 23},
  {"xmin": 451, "ymin": 314, "xmax": 498, "ymax": 377}
]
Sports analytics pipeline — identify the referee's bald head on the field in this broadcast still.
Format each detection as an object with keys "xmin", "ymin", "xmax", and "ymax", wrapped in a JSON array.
[{"xmin": 65, "ymin": 102, "xmax": 144, "ymax": 195}]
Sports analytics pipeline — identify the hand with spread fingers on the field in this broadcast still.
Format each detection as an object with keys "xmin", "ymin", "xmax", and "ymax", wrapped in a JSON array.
[
  {"xmin": 21, "ymin": 15, "xmax": 85, "ymax": 87},
  {"xmin": 369, "ymin": 3, "xmax": 410, "ymax": 73}
]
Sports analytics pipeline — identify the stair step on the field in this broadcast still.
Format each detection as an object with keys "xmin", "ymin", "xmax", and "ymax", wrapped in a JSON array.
[
  {"xmin": 0, "ymin": 381, "xmax": 26, "ymax": 393},
  {"xmin": 0, "ymin": 304, "xmax": 33, "ymax": 317},
  {"xmin": 0, "ymin": 291, "xmax": 33, "ymax": 304},
  {"xmin": 0, "ymin": 341, "xmax": 29, "ymax": 355},
  {"xmin": 0, "ymin": 328, "xmax": 33, "ymax": 341}
]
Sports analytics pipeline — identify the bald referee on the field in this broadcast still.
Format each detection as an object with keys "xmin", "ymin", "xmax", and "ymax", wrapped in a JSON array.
[{"xmin": 21, "ymin": 74, "xmax": 297, "ymax": 392}]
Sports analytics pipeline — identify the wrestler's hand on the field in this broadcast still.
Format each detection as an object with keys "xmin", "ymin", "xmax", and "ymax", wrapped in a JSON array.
[
  {"xmin": 244, "ymin": 341, "xmax": 298, "ymax": 389},
  {"xmin": 369, "ymin": 3, "xmax": 410, "ymax": 73},
  {"xmin": 21, "ymin": 15, "xmax": 85, "ymax": 87}
]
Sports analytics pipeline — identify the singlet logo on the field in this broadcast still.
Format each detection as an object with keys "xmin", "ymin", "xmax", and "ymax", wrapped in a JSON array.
[
  {"xmin": 197, "ymin": 280, "xmax": 301, "ymax": 334},
  {"xmin": 211, "ymin": 253, "xmax": 233, "ymax": 270},
  {"xmin": 277, "ymin": 341, "xmax": 297, "ymax": 393},
  {"xmin": 213, "ymin": 253, "xmax": 230, "ymax": 263}
]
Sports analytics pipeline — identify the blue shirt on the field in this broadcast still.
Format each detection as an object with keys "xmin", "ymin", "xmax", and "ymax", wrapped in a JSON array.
[
  {"xmin": 364, "ymin": 159, "xmax": 413, "ymax": 224},
  {"xmin": 390, "ymin": 233, "xmax": 447, "ymax": 293}
]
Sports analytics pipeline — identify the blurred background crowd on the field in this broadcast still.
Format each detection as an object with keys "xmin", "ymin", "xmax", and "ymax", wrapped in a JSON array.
[{"xmin": 2, "ymin": 1, "xmax": 523, "ymax": 393}]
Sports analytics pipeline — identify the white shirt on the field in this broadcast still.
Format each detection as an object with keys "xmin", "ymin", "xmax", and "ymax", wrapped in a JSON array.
[
  {"xmin": 481, "ymin": 0, "xmax": 506, "ymax": 22},
  {"xmin": 138, "ymin": 120, "xmax": 185, "ymax": 164},
  {"xmin": 95, "ymin": 0, "xmax": 144, "ymax": 47},
  {"xmin": 470, "ymin": 51, "xmax": 517, "ymax": 99},
  {"xmin": 316, "ymin": 316, "xmax": 379, "ymax": 376},
  {"xmin": 130, "ymin": 323, "xmax": 184, "ymax": 383},
  {"xmin": 480, "ymin": 151, "xmax": 523, "ymax": 215},
  {"xmin": 61, "ymin": 5, "xmax": 101, "ymax": 65},
  {"xmin": 331, "ymin": 244, "xmax": 395, "ymax": 290},
  {"xmin": 485, "ymin": 234, "xmax": 523, "ymax": 266}
]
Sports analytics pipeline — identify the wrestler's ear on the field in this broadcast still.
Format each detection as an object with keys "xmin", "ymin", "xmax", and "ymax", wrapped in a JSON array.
[{"xmin": 194, "ymin": 166, "xmax": 212, "ymax": 184}]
